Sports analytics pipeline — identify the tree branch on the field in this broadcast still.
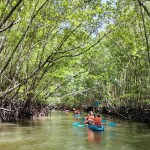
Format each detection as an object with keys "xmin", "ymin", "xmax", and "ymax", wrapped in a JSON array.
[
  {"xmin": 0, "ymin": 0, "xmax": 23, "ymax": 28},
  {"xmin": 138, "ymin": 0, "xmax": 150, "ymax": 18}
]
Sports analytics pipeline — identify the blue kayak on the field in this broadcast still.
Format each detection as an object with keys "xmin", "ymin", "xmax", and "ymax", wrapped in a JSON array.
[
  {"xmin": 73, "ymin": 114, "xmax": 80, "ymax": 118},
  {"xmin": 88, "ymin": 125, "xmax": 104, "ymax": 131}
]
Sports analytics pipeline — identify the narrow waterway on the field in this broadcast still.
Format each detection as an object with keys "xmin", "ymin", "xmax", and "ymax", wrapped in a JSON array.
[{"xmin": 0, "ymin": 111, "xmax": 149, "ymax": 150}]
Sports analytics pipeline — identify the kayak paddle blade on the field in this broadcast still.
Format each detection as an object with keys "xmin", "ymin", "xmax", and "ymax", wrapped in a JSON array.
[{"xmin": 108, "ymin": 122, "xmax": 116, "ymax": 127}]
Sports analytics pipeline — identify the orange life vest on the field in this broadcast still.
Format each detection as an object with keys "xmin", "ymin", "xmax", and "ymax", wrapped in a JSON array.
[{"xmin": 94, "ymin": 117, "xmax": 101, "ymax": 126}]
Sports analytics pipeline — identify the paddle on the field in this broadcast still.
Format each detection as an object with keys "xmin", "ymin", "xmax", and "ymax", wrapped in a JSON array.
[
  {"xmin": 76, "ymin": 124, "xmax": 85, "ymax": 127},
  {"xmin": 107, "ymin": 122, "xmax": 116, "ymax": 127},
  {"xmin": 73, "ymin": 118, "xmax": 116, "ymax": 127},
  {"xmin": 102, "ymin": 119, "xmax": 116, "ymax": 127},
  {"xmin": 73, "ymin": 117, "xmax": 85, "ymax": 126},
  {"xmin": 102, "ymin": 119, "xmax": 107, "ymax": 123}
]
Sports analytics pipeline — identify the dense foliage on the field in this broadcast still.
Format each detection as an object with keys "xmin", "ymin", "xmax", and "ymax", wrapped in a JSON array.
[{"xmin": 0, "ymin": 0, "xmax": 149, "ymax": 122}]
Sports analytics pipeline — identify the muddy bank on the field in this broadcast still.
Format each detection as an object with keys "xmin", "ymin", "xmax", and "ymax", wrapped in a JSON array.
[
  {"xmin": 0, "ymin": 100, "xmax": 52, "ymax": 122},
  {"xmin": 101, "ymin": 104, "xmax": 150, "ymax": 125}
]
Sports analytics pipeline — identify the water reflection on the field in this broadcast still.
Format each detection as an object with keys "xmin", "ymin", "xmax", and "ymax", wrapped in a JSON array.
[
  {"xmin": 17, "ymin": 117, "xmax": 46, "ymax": 127},
  {"xmin": 0, "ymin": 111, "xmax": 150, "ymax": 150},
  {"xmin": 86, "ymin": 128, "xmax": 102, "ymax": 143}
]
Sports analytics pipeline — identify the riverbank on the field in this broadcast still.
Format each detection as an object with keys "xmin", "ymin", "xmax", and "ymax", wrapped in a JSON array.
[{"xmin": 101, "ymin": 104, "xmax": 150, "ymax": 126}]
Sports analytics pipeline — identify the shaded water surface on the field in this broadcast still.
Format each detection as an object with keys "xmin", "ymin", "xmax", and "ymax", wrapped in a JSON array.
[{"xmin": 0, "ymin": 111, "xmax": 150, "ymax": 150}]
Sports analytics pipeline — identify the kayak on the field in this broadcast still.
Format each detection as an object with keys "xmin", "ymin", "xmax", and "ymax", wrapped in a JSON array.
[
  {"xmin": 63, "ymin": 110, "xmax": 69, "ymax": 113},
  {"xmin": 88, "ymin": 125, "xmax": 104, "ymax": 131},
  {"xmin": 73, "ymin": 114, "xmax": 80, "ymax": 118}
]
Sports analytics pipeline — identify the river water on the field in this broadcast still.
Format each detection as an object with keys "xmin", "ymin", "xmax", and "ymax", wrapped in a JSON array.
[{"xmin": 0, "ymin": 111, "xmax": 149, "ymax": 150}]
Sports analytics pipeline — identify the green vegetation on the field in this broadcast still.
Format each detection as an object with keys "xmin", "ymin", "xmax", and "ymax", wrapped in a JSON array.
[{"xmin": 0, "ymin": 0, "xmax": 149, "ymax": 123}]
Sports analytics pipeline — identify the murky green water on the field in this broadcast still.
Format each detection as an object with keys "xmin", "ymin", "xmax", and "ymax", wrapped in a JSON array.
[{"xmin": 0, "ymin": 111, "xmax": 150, "ymax": 150}]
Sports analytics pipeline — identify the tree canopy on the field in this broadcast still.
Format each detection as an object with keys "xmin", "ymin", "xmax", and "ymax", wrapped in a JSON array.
[{"xmin": 0, "ymin": 0, "xmax": 150, "ymax": 121}]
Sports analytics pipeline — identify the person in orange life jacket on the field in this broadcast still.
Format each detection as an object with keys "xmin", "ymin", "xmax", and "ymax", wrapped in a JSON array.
[
  {"xmin": 87, "ymin": 111, "xmax": 95, "ymax": 125},
  {"xmin": 73, "ymin": 108, "xmax": 80, "ymax": 114},
  {"xmin": 93, "ymin": 114, "xmax": 102, "ymax": 127},
  {"xmin": 84, "ymin": 111, "xmax": 94, "ymax": 125}
]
